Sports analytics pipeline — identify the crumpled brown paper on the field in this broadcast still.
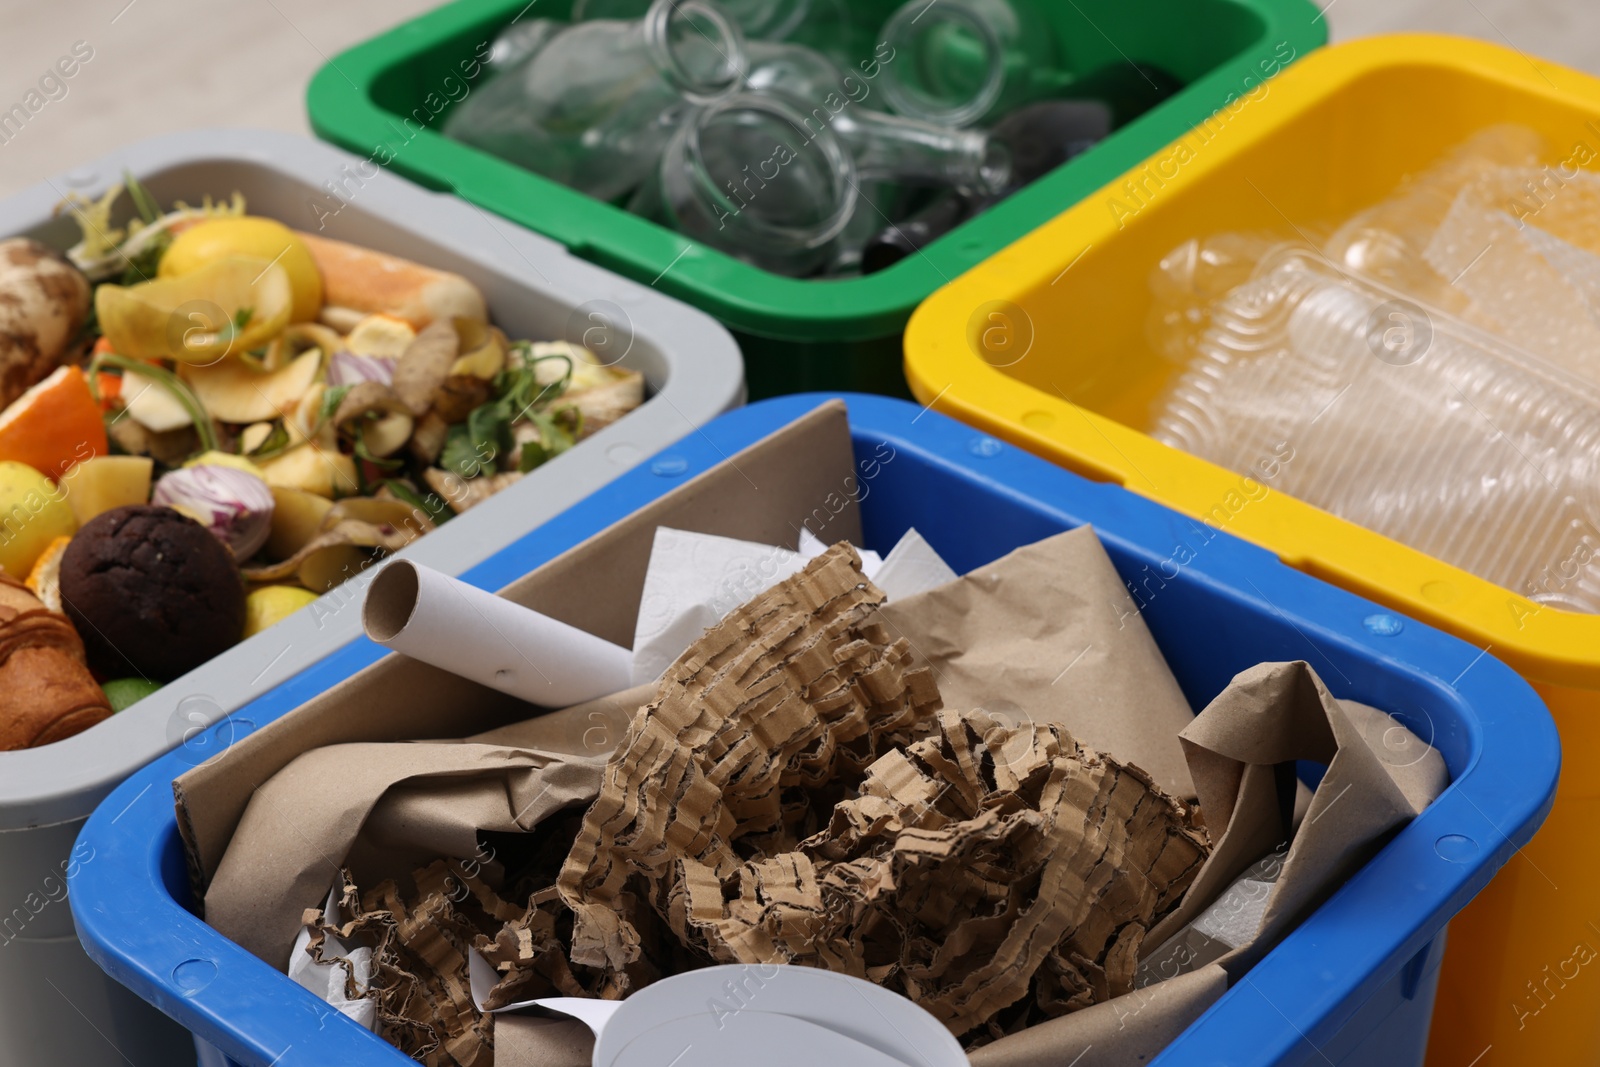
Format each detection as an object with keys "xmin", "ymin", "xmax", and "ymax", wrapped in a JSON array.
[
  {"xmin": 875, "ymin": 529, "xmax": 1199, "ymax": 799},
  {"xmin": 193, "ymin": 528, "xmax": 1445, "ymax": 1067}
]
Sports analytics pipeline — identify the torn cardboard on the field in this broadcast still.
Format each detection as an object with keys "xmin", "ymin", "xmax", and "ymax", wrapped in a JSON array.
[
  {"xmin": 557, "ymin": 544, "xmax": 945, "ymax": 989},
  {"xmin": 554, "ymin": 543, "xmax": 1207, "ymax": 1040}
]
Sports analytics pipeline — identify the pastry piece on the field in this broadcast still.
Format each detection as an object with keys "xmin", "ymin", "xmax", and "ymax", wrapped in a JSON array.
[
  {"xmin": 295, "ymin": 231, "xmax": 486, "ymax": 329},
  {"xmin": 0, "ymin": 573, "xmax": 111, "ymax": 749},
  {"xmin": 59, "ymin": 505, "xmax": 246, "ymax": 680},
  {"xmin": 0, "ymin": 238, "xmax": 91, "ymax": 411}
]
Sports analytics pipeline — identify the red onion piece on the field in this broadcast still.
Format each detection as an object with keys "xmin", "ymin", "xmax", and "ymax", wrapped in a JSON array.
[{"xmin": 152, "ymin": 465, "xmax": 276, "ymax": 560}]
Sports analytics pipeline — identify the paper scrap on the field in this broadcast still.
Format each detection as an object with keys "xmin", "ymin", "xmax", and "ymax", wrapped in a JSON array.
[
  {"xmin": 869, "ymin": 526, "xmax": 959, "ymax": 601},
  {"xmin": 630, "ymin": 528, "xmax": 811, "ymax": 686},
  {"xmin": 289, "ymin": 885, "xmax": 376, "ymax": 1032},
  {"xmin": 797, "ymin": 525, "xmax": 884, "ymax": 574}
]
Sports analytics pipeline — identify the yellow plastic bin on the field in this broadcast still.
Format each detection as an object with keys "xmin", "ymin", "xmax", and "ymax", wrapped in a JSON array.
[{"xmin": 905, "ymin": 33, "xmax": 1600, "ymax": 1067}]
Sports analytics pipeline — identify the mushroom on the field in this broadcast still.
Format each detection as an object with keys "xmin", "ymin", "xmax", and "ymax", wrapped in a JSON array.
[{"xmin": 0, "ymin": 238, "xmax": 91, "ymax": 410}]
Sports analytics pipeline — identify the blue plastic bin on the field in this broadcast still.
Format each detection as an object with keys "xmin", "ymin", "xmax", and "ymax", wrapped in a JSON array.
[{"xmin": 70, "ymin": 394, "xmax": 1558, "ymax": 1067}]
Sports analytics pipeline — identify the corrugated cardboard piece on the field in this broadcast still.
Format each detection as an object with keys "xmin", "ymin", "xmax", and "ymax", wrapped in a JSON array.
[
  {"xmin": 548, "ymin": 542, "xmax": 1208, "ymax": 1044},
  {"xmin": 175, "ymin": 400, "xmax": 1447, "ymax": 1066}
]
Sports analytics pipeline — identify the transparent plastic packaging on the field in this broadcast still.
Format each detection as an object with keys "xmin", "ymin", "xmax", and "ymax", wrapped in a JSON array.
[
  {"xmin": 1152, "ymin": 249, "xmax": 1600, "ymax": 612},
  {"xmin": 1422, "ymin": 185, "xmax": 1600, "ymax": 380},
  {"xmin": 1323, "ymin": 124, "xmax": 1544, "ymax": 322},
  {"xmin": 444, "ymin": 0, "xmax": 745, "ymax": 201}
]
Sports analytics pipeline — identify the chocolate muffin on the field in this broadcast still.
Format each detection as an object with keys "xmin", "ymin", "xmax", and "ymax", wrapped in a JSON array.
[{"xmin": 59, "ymin": 505, "xmax": 246, "ymax": 680}]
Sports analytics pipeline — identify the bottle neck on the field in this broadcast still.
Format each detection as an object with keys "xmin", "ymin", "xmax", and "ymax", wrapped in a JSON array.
[
  {"xmin": 832, "ymin": 108, "xmax": 1011, "ymax": 195},
  {"xmin": 642, "ymin": 0, "xmax": 749, "ymax": 104},
  {"xmin": 879, "ymin": 0, "xmax": 1013, "ymax": 128}
]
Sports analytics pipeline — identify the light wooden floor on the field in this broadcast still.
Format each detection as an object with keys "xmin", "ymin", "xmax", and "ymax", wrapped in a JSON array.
[{"xmin": 0, "ymin": 0, "xmax": 1595, "ymax": 199}]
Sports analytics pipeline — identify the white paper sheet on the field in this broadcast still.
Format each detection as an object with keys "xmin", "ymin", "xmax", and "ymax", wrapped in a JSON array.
[
  {"xmin": 287, "ymin": 887, "xmax": 377, "ymax": 1031},
  {"xmin": 631, "ymin": 527, "xmax": 955, "ymax": 685}
]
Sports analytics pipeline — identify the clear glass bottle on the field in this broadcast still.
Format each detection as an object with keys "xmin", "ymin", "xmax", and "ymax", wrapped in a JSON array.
[
  {"xmin": 861, "ymin": 99, "xmax": 1112, "ymax": 273},
  {"xmin": 444, "ymin": 0, "xmax": 746, "ymax": 201},
  {"xmin": 485, "ymin": 19, "xmax": 566, "ymax": 73},
  {"xmin": 572, "ymin": 0, "xmax": 874, "ymax": 70},
  {"xmin": 877, "ymin": 0, "xmax": 1059, "ymax": 128},
  {"xmin": 574, "ymin": 0, "xmax": 807, "ymax": 41},
  {"xmin": 826, "ymin": 180, "xmax": 911, "ymax": 276},
  {"xmin": 745, "ymin": 41, "xmax": 1011, "ymax": 195},
  {"xmin": 629, "ymin": 92, "xmax": 859, "ymax": 277}
]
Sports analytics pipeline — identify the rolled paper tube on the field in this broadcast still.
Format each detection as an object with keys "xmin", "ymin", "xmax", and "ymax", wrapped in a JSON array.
[{"xmin": 363, "ymin": 560, "xmax": 635, "ymax": 708}]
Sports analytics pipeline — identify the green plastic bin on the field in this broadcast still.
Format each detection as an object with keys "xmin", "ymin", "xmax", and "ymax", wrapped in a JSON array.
[{"xmin": 308, "ymin": 0, "xmax": 1326, "ymax": 398}]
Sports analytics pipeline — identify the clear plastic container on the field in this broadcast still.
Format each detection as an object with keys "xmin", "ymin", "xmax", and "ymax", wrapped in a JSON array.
[{"xmin": 1152, "ymin": 249, "xmax": 1600, "ymax": 612}]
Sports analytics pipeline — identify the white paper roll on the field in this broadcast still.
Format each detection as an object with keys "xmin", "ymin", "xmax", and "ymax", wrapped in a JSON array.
[{"xmin": 363, "ymin": 560, "xmax": 635, "ymax": 708}]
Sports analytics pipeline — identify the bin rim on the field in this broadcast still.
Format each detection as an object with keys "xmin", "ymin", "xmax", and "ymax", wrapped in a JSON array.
[
  {"xmin": 906, "ymin": 32, "xmax": 1600, "ymax": 690},
  {"xmin": 305, "ymin": 0, "xmax": 1328, "ymax": 343},
  {"xmin": 0, "ymin": 126, "xmax": 744, "ymax": 832},
  {"xmin": 71, "ymin": 393, "xmax": 1559, "ymax": 1067}
]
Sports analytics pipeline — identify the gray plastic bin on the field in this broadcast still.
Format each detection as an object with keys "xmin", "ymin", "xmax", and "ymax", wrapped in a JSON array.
[{"xmin": 0, "ymin": 128, "xmax": 744, "ymax": 1067}]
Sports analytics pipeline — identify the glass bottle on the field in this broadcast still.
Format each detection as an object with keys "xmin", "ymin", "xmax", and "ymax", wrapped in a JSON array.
[
  {"xmin": 629, "ymin": 92, "xmax": 859, "ymax": 277},
  {"xmin": 826, "ymin": 181, "xmax": 911, "ymax": 276},
  {"xmin": 485, "ymin": 19, "xmax": 566, "ymax": 73},
  {"xmin": 861, "ymin": 99, "xmax": 1111, "ymax": 273},
  {"xmin": 574, "ymin": 0, "xmax": 806, "ymax": 41},
  {"xmin": 745, "ymin": 41, "xmax": 1011, "ymax": 195},
  {"xmin": 572, "ymin": 0, "xmax": 874, "ymax": 71},
  {"xmin": 444, "ymin": 0, "xmax": 747, "ymax": 202},
  {"xmin": 876, "ymin": 0, "xmax": 1183, "ymax": 129},
  {"xmin": 876, "ymin": 0, "xmax": 1059, "ymax": 128}
]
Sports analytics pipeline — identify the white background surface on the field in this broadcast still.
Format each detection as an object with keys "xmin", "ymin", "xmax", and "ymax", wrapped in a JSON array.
[{"xmin": 0, "ymin": 0, "xmax": 1592, "ymax": 199}]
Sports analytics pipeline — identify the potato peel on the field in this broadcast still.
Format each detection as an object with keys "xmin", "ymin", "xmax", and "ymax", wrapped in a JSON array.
[
  {"xmin": 392, "ymin": 320, "xmax": 459, "ymax": 417},
  {"xmin": 241, "ymin": 518, "xmax": 421, "ymax": 590}
]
